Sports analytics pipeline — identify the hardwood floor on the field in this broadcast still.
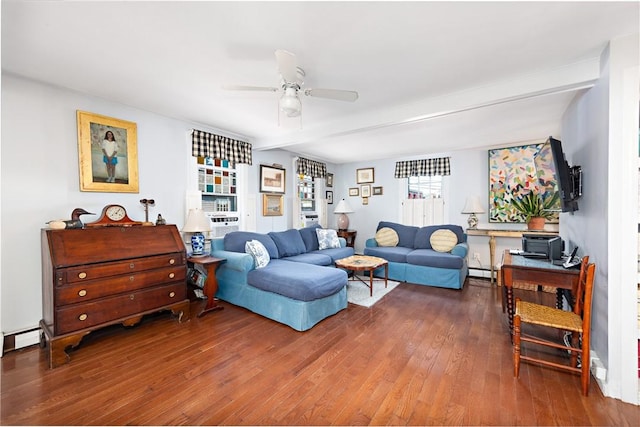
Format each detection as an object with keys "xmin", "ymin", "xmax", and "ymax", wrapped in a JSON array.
[{"xmin": 2, "ymin": 278, "xmax": 638, "ymax": 425}]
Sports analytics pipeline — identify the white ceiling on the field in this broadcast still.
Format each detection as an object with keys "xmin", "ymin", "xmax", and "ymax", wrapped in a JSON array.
[{"xmin": 2, "ymin": 1, "xmax": 638, "ymax": 164}]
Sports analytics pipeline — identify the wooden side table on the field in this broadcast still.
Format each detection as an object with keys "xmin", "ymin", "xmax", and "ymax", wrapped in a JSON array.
[
  {"xmin": 187, "ymin": 256, "xmax": 225, "ymax": 317},
  {"xmin": 337, "ymin": 229, "xmax": 357, "ymax": 248}
]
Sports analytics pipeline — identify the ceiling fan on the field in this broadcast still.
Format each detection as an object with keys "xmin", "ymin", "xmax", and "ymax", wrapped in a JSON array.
[{"xmin": 223, "ymin": 49, "xmax": 358, "ymax": 119}]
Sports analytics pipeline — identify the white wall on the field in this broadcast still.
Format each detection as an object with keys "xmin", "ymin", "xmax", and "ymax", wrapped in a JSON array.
[
  {"xmin": 0, "ymin": 73, "xmax": 242, "ymax": 336},
  {"xmin": 561, "ymin": 33, "xmax": 639, "ymax": 404}
]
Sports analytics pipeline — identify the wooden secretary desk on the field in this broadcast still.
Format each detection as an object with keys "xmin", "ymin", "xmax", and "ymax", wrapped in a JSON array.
[{"xmin": 40, "ymin": 225, "xmax": 190, "ymax": 368}]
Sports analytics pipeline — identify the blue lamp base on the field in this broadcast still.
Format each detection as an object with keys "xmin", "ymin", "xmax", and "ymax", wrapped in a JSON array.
[{"xmin": 190, "ymin": 232, "xmax": 206, "ymax": 256}]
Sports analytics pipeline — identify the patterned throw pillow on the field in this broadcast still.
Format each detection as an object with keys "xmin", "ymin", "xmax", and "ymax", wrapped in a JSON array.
[
  {"xmin": 316, "ymin": 229, "xmax": 341, "ymax": 250},
  {"xmin": 430, "ymin": 229, "xmax": 458, "ymax": 252},
  {"xmin": 375, "ymin": 227, "xmax": 399, "ymax": 247},
  {"xmin": 245, "ymin": 239, "xmax": 270, "ymax": 268}
]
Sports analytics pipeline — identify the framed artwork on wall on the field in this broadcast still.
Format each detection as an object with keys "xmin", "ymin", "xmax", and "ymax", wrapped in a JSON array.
[
  {"xmin": 326, "ymin": 173, "xmax": 333, "ymax": 187},
  {"xmin": 356, "ymin": 167, "xmax": 375, "ymax": 184},
  {"xmin": 372, "ymin": 186, "xmax": 383, "ymax": 195},
  {"xmin": 260, "ymin": 164, "xmax": 286, "ymax": 193},
  {"xmin": 326, "ymin": 190, "xmax": 333, "ymax": 204},
  {"xmin": 349, "ymin": 187, "xmax": 359, "ymax": 197},
  {"xmin": 362, "ymin": 197, "xmax": 369, "ymax": 205},
  {"xmin": 488, "ymin": 143, "xmax": 560, "ymax": 223},
  {"xmin": 77, "ymin": 110, "xmax": 139, "ymax": 193},
  {"xmin": 361, "ymin": 184, "xmax": 371, "ymax": 197},
  {"xmin": 262, "ymin": 194, "xmax": 284, "ymax": 216}
]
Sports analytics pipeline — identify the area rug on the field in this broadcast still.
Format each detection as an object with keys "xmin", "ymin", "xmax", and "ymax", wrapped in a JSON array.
[{"xmin": 347, "ymin": 276, "xmax": 400, "ymax": 308}]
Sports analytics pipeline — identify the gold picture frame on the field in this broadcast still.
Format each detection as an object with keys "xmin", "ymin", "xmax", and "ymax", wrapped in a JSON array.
[
  {"xmin": 263, "ymin": 193, "xmax": 284, "ymax": 216},
  {"xmin": 77, "ymin": 110, "xmax": 139, "ymax": 193}
]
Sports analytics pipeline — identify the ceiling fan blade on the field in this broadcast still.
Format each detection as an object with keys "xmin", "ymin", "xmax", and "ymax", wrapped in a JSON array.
[
  {"xmin": 222, "ymin": 84, "xmax": 278, "ymax": 92},
  {"xmin": 275, "ymin": 49, "xmax": 300, "ymax": 83},
  {"xmin": 304, "ymin": 88, "xmax": 359, "ymax": 102}
]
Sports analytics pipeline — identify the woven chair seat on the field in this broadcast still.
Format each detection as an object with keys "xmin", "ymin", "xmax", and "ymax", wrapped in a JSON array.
[{"xmin": 516, "ymin": 300, "xmax": 583, "ymax": 332}]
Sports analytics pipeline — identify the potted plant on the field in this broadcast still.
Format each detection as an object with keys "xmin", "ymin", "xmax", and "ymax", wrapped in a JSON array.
[{"xmin": 511, "ymin": 190, "xmax": 560, "ymax": 230}]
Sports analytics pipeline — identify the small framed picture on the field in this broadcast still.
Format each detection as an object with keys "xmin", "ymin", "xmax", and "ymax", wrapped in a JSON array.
[
  {"xmin": 349, "ymin": 187, "xmax": 359, "ymax": 197},
  {"xmin": 362, "ymin": 197, "xmax": 369, "ymax": 205},
  {"xmin": 326, "ymin": 190, "xmax": 333, "ymax": 204},
  {"xmin": 361, "ymin": 184, "xmax": 371, "ymax": 198},
  {"xmin": 326, "ymin": 173, "xmax": 333, "ymax": 188},
  {"xmin": 262, "ymin": 194, "xmax": 283, "ymax": 216},
  {"xmin": 356, "ymin": 167, "xmax": 375, "ymax": 184},
  {"xmin": 373, "ymin": 186, "xmax": 383, "ymax": 196},
  {"xmin": 260, "ymin": 164, "xmax": 286, "ymax": 194}
]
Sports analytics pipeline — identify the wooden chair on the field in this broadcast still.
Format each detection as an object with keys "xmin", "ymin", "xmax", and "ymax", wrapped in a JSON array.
[{"xmin": 513, "ymin": 256, "xmax": 595, "ymax": 396}]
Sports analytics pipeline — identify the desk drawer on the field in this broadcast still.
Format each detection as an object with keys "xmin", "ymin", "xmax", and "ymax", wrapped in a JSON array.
[
  {"xmin": 57, "ymin": 253, "xmax": 185, "ymax": 284},
  {"xmin": 55, "ymin": 266, "xmax": 186, "ymax": 305},
  {"xmin": 54, "ymin": 283, "xmax": 186, "ymax": 335}
]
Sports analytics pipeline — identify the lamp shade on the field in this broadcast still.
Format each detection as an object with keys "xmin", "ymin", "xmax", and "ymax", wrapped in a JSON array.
[
  {"xmin": 461, "ymin": 196, "xmax": 485, "ymax": 214},
  {"xmin": 334, "ymin": 199, "xmax": 354, "ymax": 214},
  {"xmin": 182, "ymin": 208, "xmax": 211, "ymax": 233}
]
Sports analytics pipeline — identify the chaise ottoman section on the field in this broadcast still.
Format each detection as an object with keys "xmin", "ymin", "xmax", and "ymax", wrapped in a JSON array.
[{"xmin": 247, "ymin": 259, "xmax": 347, "ymax": 301}]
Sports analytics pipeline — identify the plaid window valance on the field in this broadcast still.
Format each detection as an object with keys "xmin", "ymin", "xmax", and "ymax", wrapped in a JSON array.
[
  {"xmin": 296, "ymin": 157, "xmax": 327, "ymax": 178},
  {"xmin": 191, "ymin": 129, "xmax": 252, "ymax": 165},
  {"xmin": 394, "ymin": 157, "xmax": 451, "ymax": 178}
]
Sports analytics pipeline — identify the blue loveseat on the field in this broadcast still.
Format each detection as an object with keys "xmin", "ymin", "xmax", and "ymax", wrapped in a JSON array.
[
  {"xmin": 363, "ymin": 221, "xmax": 469, "ymax": 289},
  {"xmin": 210, "ymin": 225, "xmax": 355, "ymax": 331}
]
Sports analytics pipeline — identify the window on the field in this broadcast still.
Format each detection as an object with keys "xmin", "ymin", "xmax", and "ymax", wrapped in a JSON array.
[
  {"xmin": 408, "ymin": 175, "xmax": 442, "ymax": 199},
  {"xmin": 297, "ymin": 174, "xmax": 315, "ymax": 211},
  {"xmin": 403, "ymin": 175, "xmax": 448, "ymax": 226}
]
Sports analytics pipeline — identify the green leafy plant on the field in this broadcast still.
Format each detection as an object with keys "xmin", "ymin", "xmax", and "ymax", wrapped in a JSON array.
[{"xmin": 511, "ymin": 190, "xmax": 560, "ymax": 221}]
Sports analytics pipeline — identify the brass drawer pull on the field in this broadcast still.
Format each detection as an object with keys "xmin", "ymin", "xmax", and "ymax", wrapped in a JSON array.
[
  {"xmin": 169, "ymin": 273, "xmax": 175, "ymax": 279},
  {"xmin": 129, "ymin": 263, "xmax": 135, "ymax": 269},
  {"xmin": 130, "ymin": 294, "xmax": 135, "ymax": 300},
  {"xmin": 169, "ymin": 291, "xmax": 175, "ymax": 298},
  {"xmin": 129, "ymin": 276, "xmax": 135, "ymax": 282},
  {"xmin": 78, "ymin": 272, "xmax": 87, "ymax": 279},
  {"xmin": 78, "ymin": 289, "xmax": 87, "ymax": 297},
  {"xmin": 169, "ymin": 259, "xmax": 175, "ymax": 265},
  {"xmin": 78, "ymin": 314, "xmax": 88, "ymax": 321}
]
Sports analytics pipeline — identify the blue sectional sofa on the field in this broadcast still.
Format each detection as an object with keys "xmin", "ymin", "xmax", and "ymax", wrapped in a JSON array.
[
  {"xmin": 363, "ymin": 221, "xmax": 469, "ymax": 289},
  {"xmin": 210, "ymin": 225, "xmax": 355, "ymax": 331}
]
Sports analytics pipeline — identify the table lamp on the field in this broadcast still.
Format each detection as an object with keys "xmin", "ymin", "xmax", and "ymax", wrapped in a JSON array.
[
  {"xmin": 334, "ymin": 198, "xmax": 354, "ymax": 231},
  {"xmin": 182, "ymin": 208, "xmax": 211, "ymax": 256},
  {"xmin": 461, "ymin": 196, "xmax": 485, "ymax": 229}
]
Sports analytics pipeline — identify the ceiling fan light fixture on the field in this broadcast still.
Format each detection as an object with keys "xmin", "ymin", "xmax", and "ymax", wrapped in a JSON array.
[{"xmin": 280, "ymin": 87, "xmax": 301, "ymax": 117}]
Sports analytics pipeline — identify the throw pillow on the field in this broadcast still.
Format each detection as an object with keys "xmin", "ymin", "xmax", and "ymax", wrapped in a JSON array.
[
  {"xmin": 245, "ymin": 239, "xmax": 270, "ymax": 269},
  {"xmin": 375, "ymin": 227, "xmax": 399, "ymax": 247},
  {"xmin": 316, "ymin": 228, "xmax": 341, "ymax": 250},
  {"xmin": 430, "ymin": 229, "xmax": 458, "ymax": 252}
]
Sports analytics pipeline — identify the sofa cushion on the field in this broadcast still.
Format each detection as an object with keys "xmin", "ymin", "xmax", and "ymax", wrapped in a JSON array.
[
  {"xmin": 317, "ymin": 229, "xmax": 341, "ymax": 250},
  {"xmin": 247, "ymin": 259, "xmax": 347, "ymax": 302},
  {"xmin": 298, "ymin": 224, "xmax": 322, "ymax": 252},
  {"xmin": 377, "ymin": 221, "xmax": 419, "ymax": 248},
  {"xmin": 224, "ymin": 231, "xmax": 279, "ymax": 259},
  {"xmin": 283, "ymin": 252, "xmax": 333, "ymax": 266},
  {"xmin": 430, "ymin": 229, "xmax": 458, "ymax": 252},
  {"xmin": 268, "ymin": 229, "xmax": 307, "ymax": 257},
  {"xmin": 414, "ymin": 224, "xmax": 465, "ymax": 249},
  {"xmin": 363, "ymin": 245, "xmax": 414, "ymax": 263},
  {"xmin": 245, "ymin": 240, "xmax": 270, "ymax": 269},
  {"xmin": 309, "ymin": 246, "xmax": 355, "ymax": 262},
  {"xmin": 406, "ymin": 249, "xmax": 464, "ymax": 269},
  {"xmin": 375, "ymin": 227, "xmax": 399, "ymax": 247}
]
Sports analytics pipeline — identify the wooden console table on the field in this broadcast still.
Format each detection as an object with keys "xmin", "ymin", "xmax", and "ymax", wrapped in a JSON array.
[{"xmin": 466, "ymin": 228, "xmax": 558, "ymax": 283}]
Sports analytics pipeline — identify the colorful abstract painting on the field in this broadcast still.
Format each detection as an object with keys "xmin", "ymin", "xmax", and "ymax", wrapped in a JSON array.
[{"xmin": 489, "ymin": 143, "xmax": 560, "ymax": 223}]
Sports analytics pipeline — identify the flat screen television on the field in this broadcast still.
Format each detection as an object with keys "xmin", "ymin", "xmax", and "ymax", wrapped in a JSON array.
[{"xmin": 534, "ymin": 136, "xmax": 582, "ymax": 213}]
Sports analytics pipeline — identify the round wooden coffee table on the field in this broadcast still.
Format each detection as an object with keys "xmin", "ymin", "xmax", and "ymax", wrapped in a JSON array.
[{"xmin": 335, "ymin": 255, "xmax": 389, "ymax": 297}]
